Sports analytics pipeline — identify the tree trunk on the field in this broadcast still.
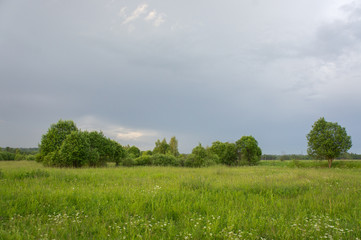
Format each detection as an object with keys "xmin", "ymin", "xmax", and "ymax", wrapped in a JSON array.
[{"xmin": 328, "ymin": 159, "xmax": 333, "ymax": 168}]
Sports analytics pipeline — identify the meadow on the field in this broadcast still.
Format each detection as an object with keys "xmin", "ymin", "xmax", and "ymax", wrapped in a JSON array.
[{"xmin": 1, "ymin": 161, "xmax": 361, "ymax": 239}]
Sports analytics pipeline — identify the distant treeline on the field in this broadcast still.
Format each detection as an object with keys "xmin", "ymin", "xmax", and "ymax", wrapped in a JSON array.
[
  {"xmin": 0, "ymin": 147, "xmax": 38, "ymax": 161},
  {"xmin": 262, "ymin": 153, "xmax": 361, "ymax": 160}
]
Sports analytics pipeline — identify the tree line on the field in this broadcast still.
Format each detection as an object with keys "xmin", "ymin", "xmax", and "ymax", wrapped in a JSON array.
[
  {"xmin": 2, "ymin": 117, "xmax": 355, "ymax": 168},
  {"xmin": 34, "ymin": 120, "xmax": 262, "ymax": 168},
  {"xmin": 0, "ymin": 147, "xmax": 37, "ymax": 161}
]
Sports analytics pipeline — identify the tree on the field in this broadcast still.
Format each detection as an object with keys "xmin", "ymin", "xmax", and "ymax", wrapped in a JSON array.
[
  {"xmin": 126, "ymin": 145, "xmax": 141, "ymax": 159},
  {"xmin": 58, "ymin": 131, "xmax": 94, "ymax": 168},
  {"xmin": 109, "ymin": 140, "xmax": 126, "ymax": 166},
  {"xmin": 307, "ymin": 117, "xmax": 352, "ymax": 168},
  {"xmin": 169, "ymin": 136, "xmax": 179, "ymax": 156},
  {"xmin": 236, "ymin": 136, "xmax": 262, "ymax": 165},
  {"xmin": 153, "ymin": 138, "xmax": 170, "ymax": 154},
  {"xmin": 186, "ymin": 143, "xmax": 218, "ymax": 167},
  {"xmin": 39, "ymin": 120, "xmax": 78, "ymax": 161},
  {"xmin": 210, "ymin": 141, "xmax": 237, "ymax": 165}
]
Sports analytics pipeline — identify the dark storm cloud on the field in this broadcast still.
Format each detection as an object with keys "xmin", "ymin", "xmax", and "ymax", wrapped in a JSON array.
[{"xmin": 1, "ymin": 0, "xmax": 361, "ymax": 153}]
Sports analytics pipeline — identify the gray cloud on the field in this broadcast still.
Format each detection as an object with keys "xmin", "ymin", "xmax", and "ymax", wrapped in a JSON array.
[{"xmin": 1, "ymin": 0, "xmax": 361, "ymax": 154}]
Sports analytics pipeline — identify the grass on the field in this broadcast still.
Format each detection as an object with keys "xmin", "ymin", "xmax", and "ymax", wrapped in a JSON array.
[{"xmin": 1, "ymin": 160, "xmax": 361, "ymax": 239}]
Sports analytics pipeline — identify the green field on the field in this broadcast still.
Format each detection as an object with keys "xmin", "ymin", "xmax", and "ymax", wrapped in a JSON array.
[{"xmin": 1, "ymin": 161, "xmax": 361, "ymax": 239}]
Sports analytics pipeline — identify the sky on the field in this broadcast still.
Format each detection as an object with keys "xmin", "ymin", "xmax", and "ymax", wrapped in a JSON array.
[{"xmin": 1, "ymin": 0, "xmax": 361, "ymax": 154}]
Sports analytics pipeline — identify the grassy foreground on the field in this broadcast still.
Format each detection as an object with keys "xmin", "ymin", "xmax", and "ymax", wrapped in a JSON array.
[{"xmin": 1, "ymin": 161, "xmax": 361, "ymax": 239}]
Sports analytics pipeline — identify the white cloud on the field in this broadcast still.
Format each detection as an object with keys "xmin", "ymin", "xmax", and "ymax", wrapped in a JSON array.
[
  {"xmin": 122, "ymin": 4, "xmax": 148, "ymax": 25},
  {"xmin": 119, "ymin": 4, "xmax": 166, "ymax": 27},
  {"xmin": 145, "ymin": 10, "xmax": 157, "ymax": 21}
]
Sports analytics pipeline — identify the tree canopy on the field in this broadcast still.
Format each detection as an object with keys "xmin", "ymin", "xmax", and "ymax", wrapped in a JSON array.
[
  {"xmin": 307, "ymin": 117, "xmax": 352, "ymax": 168},
  {"xmin": 236, "ymin": 136, "xmax": 262, "ymax": 165}
]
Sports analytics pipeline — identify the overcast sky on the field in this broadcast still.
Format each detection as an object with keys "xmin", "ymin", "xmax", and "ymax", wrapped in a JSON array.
[{"xmin": 1, "ymin": 0, "xmax": 361, "ymax": 154}]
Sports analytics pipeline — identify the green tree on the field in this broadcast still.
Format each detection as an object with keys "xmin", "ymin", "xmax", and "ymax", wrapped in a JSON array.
[
  {"xmin": 109, "ymin": 140, "xmax": 125, "ymax": 166},
  {"xmin": 186, "ymin": 143, "xmax": 218, "ymax": 167},
  {"xmin": 58, "ymin": 131, "xmax": 94, "ymax": 168},
  {"xmin": 39, "ymin": 120, "xmax": 78, "ymax": 161},
  {"xmin": 169, "ymin": 136, "xmax": 179, "ymax": 156},
  {"xmin": 210, "ymin": 141, "xmax": 237, "ymax": 165},
  {"xmin": 153, "ymin": 138, "xmax": 170, "ymax": 154},
  {"xmin": 126, "ymin": 145, "xmax": 141, "ymax": 159},
  {"xmin": 236, "ymin": 136, "xmax": 262, "ymax": 165},
  {"xmin": 307, "ymin": 117, "xmax": 352, "ymax": 168}
]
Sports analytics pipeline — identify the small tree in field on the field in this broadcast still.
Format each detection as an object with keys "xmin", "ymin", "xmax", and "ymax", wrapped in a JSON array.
[
  {"xmin": 307, "ymin": 117, "xmax": 352, "ymax": 168},
  {"xmin": 236, "ymin": 136, "xmax": 262, "ymax": 165}
]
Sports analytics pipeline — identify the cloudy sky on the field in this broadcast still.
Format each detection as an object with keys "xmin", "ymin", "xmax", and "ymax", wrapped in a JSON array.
[{"xmin": 1, "ymin": 0, "xmax": 361, "ymax": 154}]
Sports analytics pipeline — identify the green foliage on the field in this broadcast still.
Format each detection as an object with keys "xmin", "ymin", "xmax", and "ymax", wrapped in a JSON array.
[
  {"xmin": 126, "ymin": 146, "xmax": 141, "ymax": 159},
  {"xmin": 134, "ymin": 155, "xmax": 153, "ymax": 166},
  {"xmin": 169, "ymin": 136, "xmax": 179, "ymax": 156},
  {"xmin": 307, "ymin": 117, "xmax": 352, "ymax": 168},
  {"xmin": 86, "ymin": 131, "xmax": 108, "ymax": 163},
  {"xmin": 39, "ymin": 120, "xmax": 78, "ymax": 159},
  {"xmin": 153, "ymin": 138, "xmax": 170, "ymax": 154},
  {"xmin": 26, "ymin": 155, "xmax": 36, "ymax": 161},
  {"xmin": 236, "ymin": 136, "xmax": 262, "ymax": 165},
  {"xmin": 186, "ymin": 144, "xmax": 218, "ymax": 167},
  {"xmin": 109, "ymin": 140, "xmax": 126, "ymax": 166},
  {"xmin": 122, "ymin": 157, "xmax": 135, "ymax": 167},
  {"xmin": 151, "ymin": 154, "xmax": 179, "ymax": 166},
  {"xmin": 210, "ymin": 141, "xmax": 237, "ymax": 165},
  {"xmin": 37, "ymin": 120, "xmax": 126, "ymax": 167},
  {"xmin": 142, "ymin": 150, "xmax": 153, "ymax": 156},
  {"xmin": 58, "ymin": 131, "xmax": 93, "ymax": 168},
  {"xmin": 0, "ymin": 152, "xmax": 15, "ymax": 161},
  {"xmin": 14, "ymin": 153, "xmax": 25, "ymax": 161}
]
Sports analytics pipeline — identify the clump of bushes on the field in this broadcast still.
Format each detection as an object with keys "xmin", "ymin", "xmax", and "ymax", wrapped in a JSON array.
[
  {"xmin": 37, "ymin": 120, "xmax": 125, "ymax": 168},
  {"xmin": 35, "ymin": 120, "xmax": 263, "ymax": 168}
]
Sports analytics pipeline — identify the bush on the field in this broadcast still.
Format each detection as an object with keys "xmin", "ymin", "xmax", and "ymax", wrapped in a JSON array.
[
  {"xmin": 151, "ymin": 154, "xmax": 179, "ymax": 166},
  {"xmin": 14, "ymin": 153, "xmax": 25, "ymax": 161},
  {"xmin": 26, "ymin": 155, "xmax": 36, "ymax": 161},
  {"xmin": 0, "ymin": 152, "xmax": 15, "ymax": 160},
  {"xmin": 134, "ymin": 155, "xmax": 152, "ymax": 166},
  {"xmin": 38, "ymin": 120, "xmax": 126, "ymax": 168},
  {"xmin": 122, "ymin": 158, "xmax": 135, "ymax": 167},
  {"xmin": 43, "ymin": 151, "xmax": 59, "ymax": 167},
  {"xmin": 185, "ymin": 144, "xmax": 218, "ymax": 167}
]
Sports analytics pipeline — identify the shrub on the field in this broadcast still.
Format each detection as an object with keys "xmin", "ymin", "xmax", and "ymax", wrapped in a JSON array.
[
  {"xmin": 122, "ymin": 158, "xmax": 135, "ymax": 167},
  {"xmin": 26, "ymin": 155, "xmax": 36, "ymax": 161},
  {"xmin": 134, "ymin": 155, "xmax": 152, "ymax": 166},
  {"xmin": 185, "ymin": 144, "xmax": 218, "ymax": 167},
  {"xmin": 14, "ymin": 153, "xmax": 25, "ymax": 161},
  {"xmin": 0, "ymin": 152, "xmax": 15, "ymax": 160},
  {"xmin": 151, "ymin": 154, "xmax": 179, "ymax": 166}
]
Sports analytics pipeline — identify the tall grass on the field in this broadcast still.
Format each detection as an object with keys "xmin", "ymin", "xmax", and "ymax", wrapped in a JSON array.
[{"xmin": 1, "ymin": 161, "xmax": 360, "ymax": 239}]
